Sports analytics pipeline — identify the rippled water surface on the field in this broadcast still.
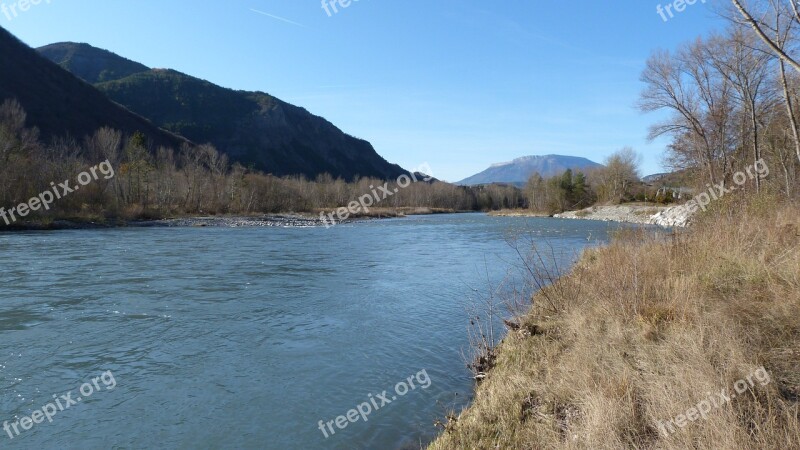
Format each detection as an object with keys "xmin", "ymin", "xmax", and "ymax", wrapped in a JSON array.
[{"xmin": 0, "ymin": 214, "xmax": 634, "ymax": 449}]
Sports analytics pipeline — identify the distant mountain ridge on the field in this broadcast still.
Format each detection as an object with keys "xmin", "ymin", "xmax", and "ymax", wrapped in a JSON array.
[
  {"xmin": 37, "ymin": 42, "xmax": 406, "ymax": 180},
  {"xmin": 458, "ymin": 155, "xmax": 603, "ymax": 186}
]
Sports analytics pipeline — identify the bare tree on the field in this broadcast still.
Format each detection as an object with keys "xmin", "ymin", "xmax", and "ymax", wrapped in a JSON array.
[
  {"xmin": 730, "ymin": 0, "xmax": 800, "ymax": 71},
  {"xmin": 705, "ymin": 29, "xmax": 777, "ymax": 192},
  {"xmin": 729, "ymin": 0, "xmax": 800, "ymax": 165},
  {"xmin": 590, "ymin": 148, "xmax": 641, "ymax": 203},
  {"xmin": 640, "ymin": 47, "xmax": 727, "ymax": 184}
]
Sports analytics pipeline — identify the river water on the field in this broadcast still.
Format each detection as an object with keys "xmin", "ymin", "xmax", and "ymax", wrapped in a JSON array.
[{"xmin": 0, "ymin": 214, "xmax": 634, "ymax": 449}]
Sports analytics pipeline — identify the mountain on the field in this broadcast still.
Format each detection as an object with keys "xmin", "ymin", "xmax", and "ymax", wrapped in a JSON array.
[
  {"xmin": 38, "ymin": 42, "xmax": 149, "ymax": 84},
  {"xmin": 642, "ymin": 173, "xmax": 670, "ymax": 183},
  {"xmin": 0, "ymin": 27, "xmax": 186, "ymax": 149},
  {"xmin": 38, "ymin": 42, "xmax": 407, "ymax": 181},
  {"xmin": 458, "ymin": 155, "xmax": 603, "ymax": 186},
  {"xmin": 642, "ymin": 169, "xmax": 694, "ymax": 189}
]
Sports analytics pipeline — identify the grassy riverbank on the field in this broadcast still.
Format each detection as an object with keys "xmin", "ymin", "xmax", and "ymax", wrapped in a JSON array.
[{"xmin": 430, "ymin": 195, "xmax": 799, "ymax": 449}]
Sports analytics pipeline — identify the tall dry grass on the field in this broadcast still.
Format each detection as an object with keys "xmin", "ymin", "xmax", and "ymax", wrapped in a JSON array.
[{"xmin": 430, "ymin": 195, "xmax": 800, "ymax": 450}]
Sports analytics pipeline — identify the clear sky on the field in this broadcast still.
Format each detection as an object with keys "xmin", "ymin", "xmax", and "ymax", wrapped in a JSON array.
[{"xmin": 2, "ymin": 0, "xmax": 726, "ymax": 182}]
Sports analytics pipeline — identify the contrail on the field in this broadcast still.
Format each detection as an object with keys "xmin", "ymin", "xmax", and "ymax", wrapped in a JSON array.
[{"xmin": 250, "ymin": 8, "xmax": 306, "ymax": 28}]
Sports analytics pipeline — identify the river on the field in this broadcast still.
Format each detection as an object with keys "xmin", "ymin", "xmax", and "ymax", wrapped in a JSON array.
[{"xmin": 0, "ymin": 214, "xmax": 635, "ymax": 449}]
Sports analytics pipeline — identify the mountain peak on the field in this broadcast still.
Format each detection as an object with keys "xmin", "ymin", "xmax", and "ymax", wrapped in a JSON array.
[
  {"xmin": 460, "ymin": 154, "xmax": 603, "ymax": 186},
  {"xmin": 37, "ymin": 42, "xmax": 149, "ymax": 83},
  {"xmin": 489, "ymin": 154, "xmax": 564, "ymax": 168}
]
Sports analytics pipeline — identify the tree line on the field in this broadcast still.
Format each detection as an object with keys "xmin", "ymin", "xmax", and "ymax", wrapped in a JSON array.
[
  {"xmin": 0, "ymin": 99, "xmax": 525, "ymax": 225},
  {"xmin": 523, "ymin": 148, "xmax": 658, "ymax": 214}
]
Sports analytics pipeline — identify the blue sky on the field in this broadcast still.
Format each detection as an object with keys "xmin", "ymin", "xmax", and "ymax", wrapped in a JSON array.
[{"xmin": 2, "ymin": 0, "xmax": 726, "ymax": 181}]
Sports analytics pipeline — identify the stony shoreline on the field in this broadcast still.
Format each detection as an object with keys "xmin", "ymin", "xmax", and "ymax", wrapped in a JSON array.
[
  {"xmin": 0, "ymin": 205, "xmax": 693, "ymax": 231},
  {"xmin": 0, "ymin": 214, "xmax": 360, "ymax": 231},
  {"xmin": 126, "ymin": 208, "xmax": 459, "ymax": 228},
  {"xmin": 0, "ymin": 208, "xmax": 460, "ymax": 231},
  {"xmin": 131, "ymin": 215, "xmax": 329, "ymax": 228},
  {"xmin": 491, "ymin": 204, "xmax": 693, "ymax": 227},
  {"xmin": 487, "ymin": 210, "xmax": 551, "ymax": 217},
  {"xmin": 554, "ymin": 204, "xmax": 692, "ymax": 227}
]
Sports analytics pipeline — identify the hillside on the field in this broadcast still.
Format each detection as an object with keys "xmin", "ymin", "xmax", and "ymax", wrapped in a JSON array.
[
  {"xmin": 0, "ymin": 27, "xmax": 186, "ymax": 149},
  {"xmin": 458, "ymin": 155, "xmax": 603, "ymax": 186},
  {"xmin": 38, "ymin": 42, "xmax": 407, "ymax": 180},
  {"xmin": 38, "ymin": 42, "xmax": 149, "ymax": 83}
]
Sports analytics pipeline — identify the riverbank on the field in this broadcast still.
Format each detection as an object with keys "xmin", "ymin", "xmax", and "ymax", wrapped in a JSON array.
[
  {"xmin": 555, "ymin": 204, "xmax": 693, "ymax": 228},
  {"xmin": 0, "ymin": 207, "xmax": 464, "ymax": 231},
  {"xmin": 0, "ymin": 215, "xmax": 327, "ymax": 231},
  {"xmin": 488, "ymin": 210, "xmax": 551, "ymax": 218},
  {"xmin": 554, "ymin": 204, "xmax": 667, "ymax": 224},
  {"xmin": 1, "ymin": 204, "xmax": 693, "ymax": 231},
  {"xmin": 490, "ymin": 204, "xmax": 693, "ymax": 228},
  {"xmin": 429, "ymin": 196, "xmax": 800, "ymax": 449}
]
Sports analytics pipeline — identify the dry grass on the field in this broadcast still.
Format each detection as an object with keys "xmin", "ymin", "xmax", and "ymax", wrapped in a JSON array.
[{"xmin": 430, "ymin": 195, "xmax": 800, "ymax": 450}]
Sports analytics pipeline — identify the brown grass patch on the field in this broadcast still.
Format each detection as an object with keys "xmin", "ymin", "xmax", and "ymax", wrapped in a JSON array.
[{"xmin": 429, "ymin": 195, "xmax": 800, "ymax": 450}]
